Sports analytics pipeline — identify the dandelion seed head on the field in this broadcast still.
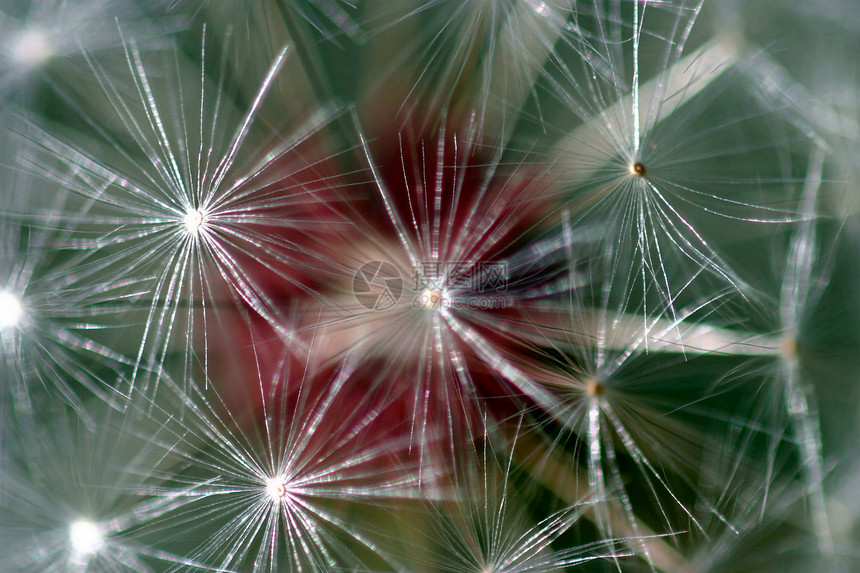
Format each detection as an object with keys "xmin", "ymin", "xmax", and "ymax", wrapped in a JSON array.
[
  {"xmin": 68, "ymin": 520, "xmax": 103, "ymax": 556},
  {"xmin": 629, "ymin": 161, "xmax": 647, "ymax": 177},
  {"xmin": 182, "ymin": 209, "xmax": 206, "ymax": 235},
  {"xmin": 0, "ymin": 290, "xmax": 23, "ymax": 330},
  {"xmin": 10, "ymin": 28, "xmax": 54, "ymax": 68}
]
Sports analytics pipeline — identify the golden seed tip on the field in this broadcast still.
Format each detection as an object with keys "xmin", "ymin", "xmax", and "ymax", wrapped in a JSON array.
[
  {"xmin": 630, "ymin": 162, "xmax": 647, "ymax": 176},
  {"xmin": 779, "ymin": 336, "xmax": 799, "ymax": 359},
  {"xmin": 586, "ymin": 377, "xmax": 605, "ymax": 397}
]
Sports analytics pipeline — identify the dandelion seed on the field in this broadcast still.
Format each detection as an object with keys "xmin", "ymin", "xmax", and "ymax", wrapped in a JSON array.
[
  {"xmin": 394, "ymin": 422, "xmax": 632, "ymax": 573},
  {"xmin": 715, "ymin": 146, "xmax": 837, "ymax": 553},
  {"xmin": 0, "ymin": 125, "xmax": 143, "ymax": 417},
  {"xmin": 686, "ymin": 418, "xmax": 822, "ymax": 572},
  {"xmin": 23, "ymin": 31, "xmax": 349, "ymax": 395},
  {"xmin": 312, "ymin": 113, "xmax": 566, "ymax": 463},
  {"xmin": 512, "ymin": 247, "xmax": 751, "ymax": 569},
  {"xmin": 0, "ymin": 1, "xmax": 164, "ymax": 99},
  {"xmin": 543, "ymin": 1, "xmax": 815, "ymax": 324},
  {"xmin": 0, "ymin": 401, "xmax": 189, "ymax": 572}
]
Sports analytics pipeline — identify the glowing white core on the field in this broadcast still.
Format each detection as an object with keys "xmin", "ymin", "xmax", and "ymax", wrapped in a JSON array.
[
  {"xmin": 183, "ymin": 209, "xmax": 205, "ymax": 234},
  {"xmin": 69, "ymin": 520, "xmax": 103, "ymax": 556},
  {"xmin": 0, "ymin": 291, "xmax": 23, "ymax": 330},
  {"xmin": 266, "ymin": 477, "xmax": 288, "ymax": 501},
  {"xmin": 11, "ymin": 28, "xmax": 54, "ymax": 68}
]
